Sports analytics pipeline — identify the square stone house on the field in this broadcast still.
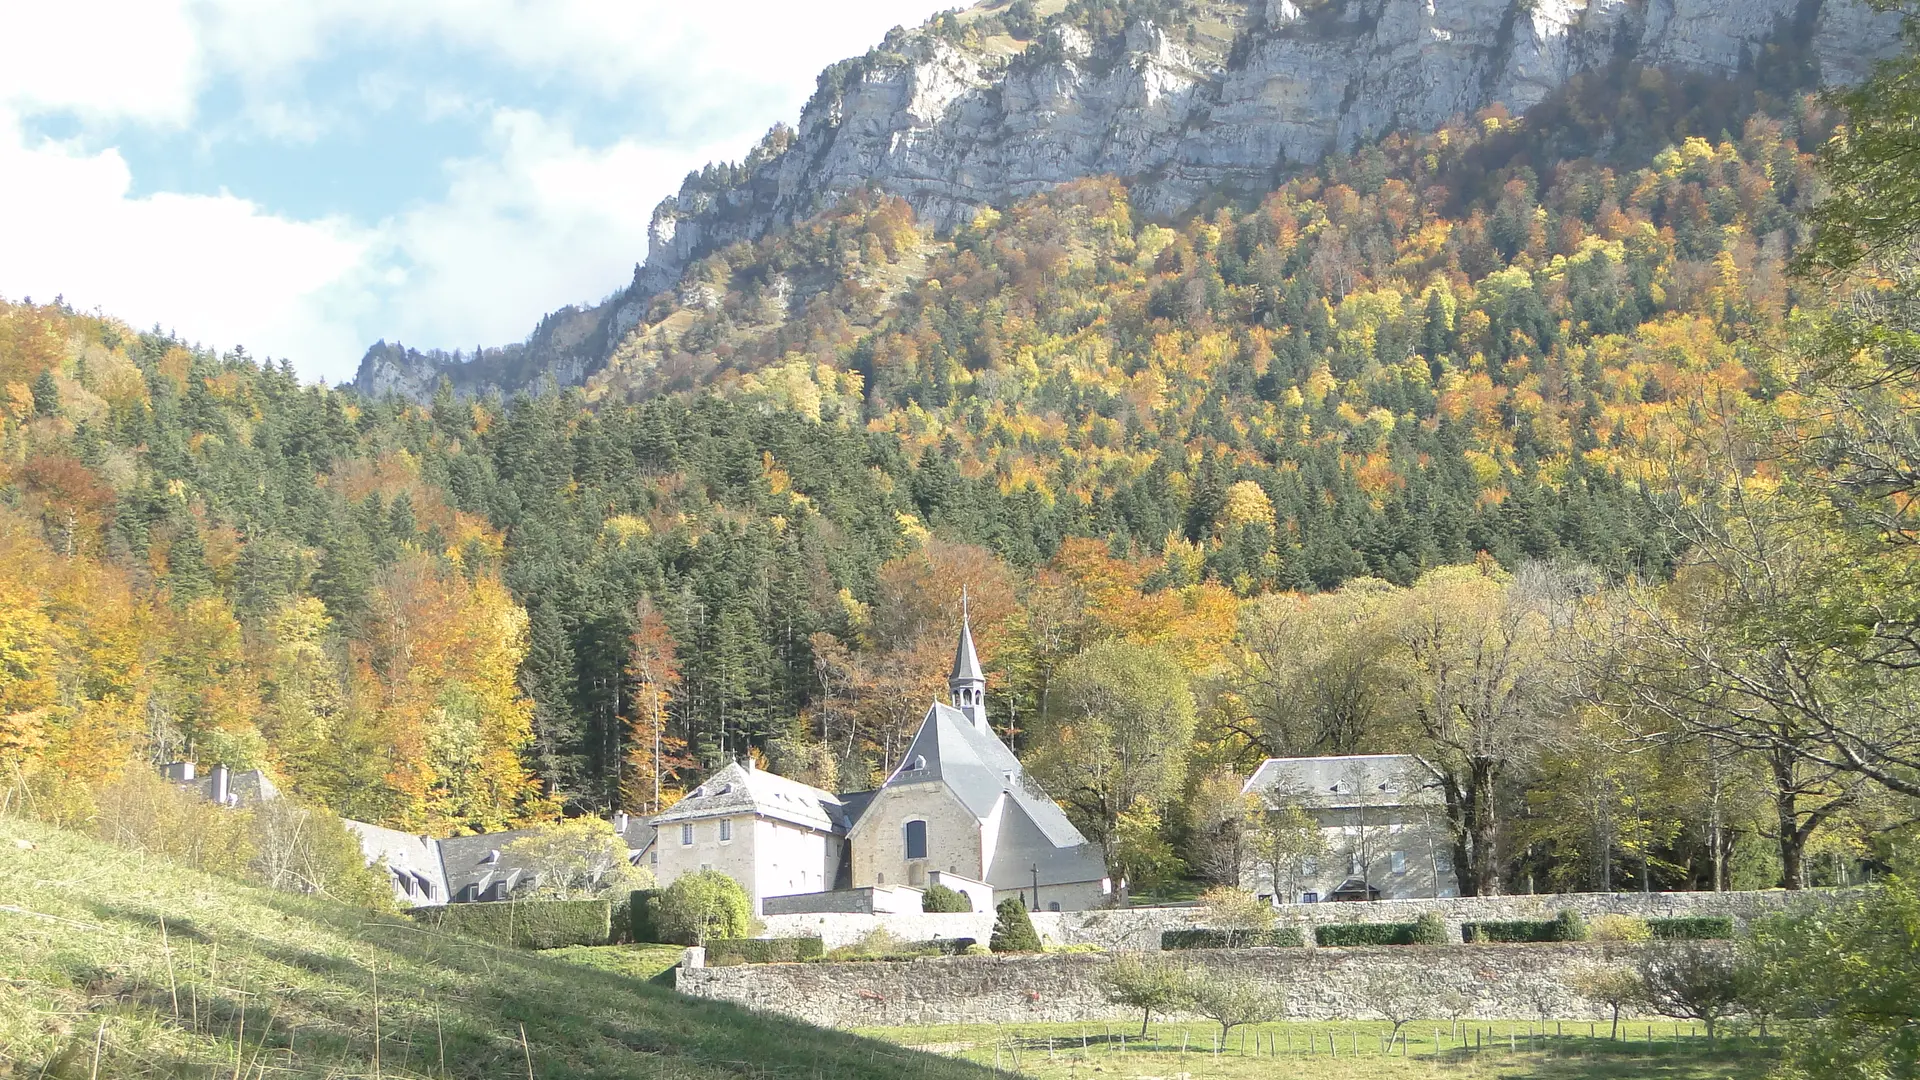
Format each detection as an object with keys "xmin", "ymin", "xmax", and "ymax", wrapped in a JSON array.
[
  {"xmin": 645, "ymin": 760, "xmax": 852, "ymax": 912},
  {"xmin": 1241, "ymin": 753, "xmax": 1460, "ymax": 903}
]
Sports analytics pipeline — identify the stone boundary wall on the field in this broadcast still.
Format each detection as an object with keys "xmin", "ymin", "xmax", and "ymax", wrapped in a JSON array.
[
  {"xmin": 677, "ymin": 943, "xmax": 1676, "ymax": 1028},
  {"xmin": 760, "ymin": 888, "xmax": 1851, "ymax": 949}
]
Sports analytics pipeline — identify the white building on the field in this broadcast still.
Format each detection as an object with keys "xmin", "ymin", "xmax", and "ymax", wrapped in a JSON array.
[
  {"xmin": 646, "ymin": 759, "xmax": 852, "ymax": 912},
  {"xmin": 1241, "ymin": 753, "xmax": 1459, "ymax": 903}
]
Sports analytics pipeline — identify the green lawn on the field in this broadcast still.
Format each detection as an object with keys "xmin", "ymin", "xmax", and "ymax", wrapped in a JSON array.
[
  {"xmin": 0, "ymin": 816, "xmax": 993, "ymax": 1079},
  {"xmin": 544, "ymin": 943, "xmax": 688, "ymax": 983},
  {"xmin": 855, "ymin": 1020, "xmax": 1777, "ymax": 1079}
]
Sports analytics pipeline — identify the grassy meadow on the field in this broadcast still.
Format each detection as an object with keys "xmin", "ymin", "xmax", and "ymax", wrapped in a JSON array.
[
  {"xmin": 0, "ymin": 815, "xmax": 992, "ymax": 1080},
  {"xmin": 855, "ymin": 1019, "xmax": 1775, "ymax": 1079}
]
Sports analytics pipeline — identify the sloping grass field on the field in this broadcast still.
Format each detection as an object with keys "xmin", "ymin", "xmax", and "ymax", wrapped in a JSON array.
[{"xmin": 0, "ymin": 816, "xmax": 993, "ymax": 1079}]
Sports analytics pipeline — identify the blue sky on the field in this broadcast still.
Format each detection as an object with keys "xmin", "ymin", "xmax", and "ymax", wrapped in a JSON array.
[{"xmin": 0, "ymin": 0, "xmax": 955, "ymax": 383}]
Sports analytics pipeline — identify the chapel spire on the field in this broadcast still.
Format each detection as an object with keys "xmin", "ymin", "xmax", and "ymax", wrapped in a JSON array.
[{"xmin": 949, "ymin": 587, "xmax": 987, "ymax": 729}]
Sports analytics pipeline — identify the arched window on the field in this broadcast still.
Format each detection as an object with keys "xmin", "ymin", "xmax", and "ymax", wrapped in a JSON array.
[{"xmin": 904, "ymin": 819, "xmax": 928, "ymax": 860}]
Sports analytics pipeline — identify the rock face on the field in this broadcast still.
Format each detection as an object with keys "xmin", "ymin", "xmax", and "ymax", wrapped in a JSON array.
[{"xmin": 352, "ymin": 0, "xmax": 1903, "ymax": 399}]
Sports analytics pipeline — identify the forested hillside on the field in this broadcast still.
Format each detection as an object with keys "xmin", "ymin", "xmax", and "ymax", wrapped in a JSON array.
[{"xmin": 5, "ymin": 31, "xmax": 1917, "ymax": 897}]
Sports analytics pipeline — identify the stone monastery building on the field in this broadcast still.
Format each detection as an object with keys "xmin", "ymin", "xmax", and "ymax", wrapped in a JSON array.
[{"xmin": 645, "ymin": 615, "xmax": 1112, "ymax": 913}]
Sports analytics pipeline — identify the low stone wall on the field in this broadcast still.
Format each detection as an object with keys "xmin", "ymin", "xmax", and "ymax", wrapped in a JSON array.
[
  {"xmin": 761, "ymin": 888, "xmax": 1846, "ymax": 950},
  {"xmin": 677, "ymin": 943, "xmax": 1669, "ymax": 1028}
]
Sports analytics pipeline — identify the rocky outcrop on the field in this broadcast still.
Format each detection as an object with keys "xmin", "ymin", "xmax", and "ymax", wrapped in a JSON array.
[{"xmin": 352, "ymin": 0, "xmax": 1904, "ymax": 399}]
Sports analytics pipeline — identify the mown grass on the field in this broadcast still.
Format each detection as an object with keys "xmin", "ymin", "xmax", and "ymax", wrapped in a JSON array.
[
  {"xmin": 0, "ymin": 816, "xmax": 995, "ymax": 1079},
  {"xmin": 856, "ymin": 1019, "xmax": 1777, "ymax": 1079}
]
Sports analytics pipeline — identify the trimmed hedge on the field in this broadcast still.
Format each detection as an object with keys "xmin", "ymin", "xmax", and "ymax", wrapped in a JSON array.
[
  {"xmin": 705, "ymin": 937, "xmax": 825, "ymax": 965},
  {"xmin": 1648, "ymin": 916, "xmax": 1735, "ymax": 940},
  {"xmin": 811, "ymin": 938, "xmax": 978, "ymax": 963},
  {"xmin": 1314, "ymin": 922, "xmax": 1419, "ymax": 947},
  {"xmin": 921, "ymin": 884, "xmax": 972, "ymax": 913},
  {"xmin": 1162, "ymin": 927, "xmax": 1306, "ymax": 950},
  {"xmin": 628, "ymin": 889, "xmax": 659, "ymax": 943},
  {"xmin": 410, "ymin": 899, "xmax": 611, "ymax": 949},
  {"xmin": 1462, "ymin": 909, "xmax": 1591, "ymax": 943}
]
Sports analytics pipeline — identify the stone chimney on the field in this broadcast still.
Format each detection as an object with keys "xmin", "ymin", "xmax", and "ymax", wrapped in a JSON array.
[{"xmin": 210, "ymin": 764, "xmax": 231, "ymax": 806}]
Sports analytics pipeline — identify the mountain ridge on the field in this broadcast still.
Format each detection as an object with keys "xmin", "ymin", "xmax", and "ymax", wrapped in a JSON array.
[{"xmin": 350, "ymin": 0, "xmax": 1903, "ymax": 401}]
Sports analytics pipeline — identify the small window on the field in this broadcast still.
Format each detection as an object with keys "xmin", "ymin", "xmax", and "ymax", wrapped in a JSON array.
[
  {"xmin": 904, "ymin": 820, "xmax": 928, "ymax": 860},
  {"xmin": 719, "ymin": 819, "xmax": 732, "ymax": 842},
  {"xmin": 1302, "ymin": 891, "xmax": 1320, "ymax": 904},
  {"xmin": 681, "ymin": 823, "xmax": 694, "ymax": 846},
  {"xmin": 1301, "ymin": 857, "xmax": 1317, "ymax": 876},
  {"xmin": 1048, "ymin": 901, "xmax": 1060, "ymax": 912},
  {"xmin": 1390, "ymin": 850, "xmax": 1406, "ymax": 874},
  {"xmin": 1435, "ymin": 850, "xmax": 1453, "ymax": 873},
  {"xmin": 1349, "ymin": 852, "xmax": 1363, "ymax": 875},
  {"xmin": 877, "ymin": 873, "xmax": 886, "ymax": 885},
  {"xmin": 650, "ymin": 850, "xmax": 658, "ymax": 867}
]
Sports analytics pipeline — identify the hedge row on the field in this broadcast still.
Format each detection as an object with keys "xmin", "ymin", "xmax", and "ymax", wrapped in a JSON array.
[
  {"xmin": 706, "ymin": 937, "xmax": 825, "ymax": 965},
  {"xmin": 1161, "ymin": 928, "xmax": 1306, "ymax": 950},
  {"xmin": 410, "ymin": 899, "xmax": 611, "ymax": 949},
  {"xmin": 1648, "ymin": 916, "xmax": 1735, "ymax": 940},
  {"xmin": 1314, "ymin": 923, "xmax": 1418, "ymax": 947},
  {"xmin": 1462, "ymin": 911, "xmax": 1588, "ymax": 943},
  {"xmin": 816, "ymin": 938, "xmax": 980, "ymax": 962}
]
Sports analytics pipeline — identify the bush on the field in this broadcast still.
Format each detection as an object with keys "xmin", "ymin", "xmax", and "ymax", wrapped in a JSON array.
[
  {"xmin": 1315, "ymin": 922, "xmax": 1418, "ymax": 947},
  {"xmin": 1410, "ymin": 912, "xmax": 1451, "ymax": 945},
  {"xmin": 1555, "ymin": 909, "xmax": 1591, "ymax": 942},
  {"xmin": 1590, "ymin": 914, "xmax": 1652, "ymax": 943},
  {"xmin": 990, "ymin": 897, "xmax": 1042, "ymax": 952},
  {"xmin": 921, "ymin": 884, "xmax": 972, "ymax": 912},
  {"xmin": 1161, "ymin": 927, "xmax": 1305, "ymax": 950},
  {"xmin": 628, "ymin": 889, "xmax": 660, "ymax": 942},
  {"xmin": 705, "ymin": 937, "xmax": 824, "ymax": 965},
  {"xmin": 411, "ymin": 898, "xmax": 611, "ymax": 949},
  {"xmin": 1648, "ymin": 916, "xmax": 1734, "ymax": 940},
  {"xmin": 649, "ymin": 870, "xmax": 754, "ymax": 945}
]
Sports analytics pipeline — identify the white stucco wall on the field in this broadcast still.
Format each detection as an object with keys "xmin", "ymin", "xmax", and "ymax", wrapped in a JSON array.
[
  {"xmin": 1245, "ymin": 807, "xmax": 1458, "ymax": 903},
  {"xmin": 655, "ymin": 813, "xmax": 840, "ymax": 907}
]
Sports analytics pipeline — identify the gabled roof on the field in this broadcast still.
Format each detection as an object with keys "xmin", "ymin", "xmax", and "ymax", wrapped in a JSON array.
[
  {"xmin": 1243, "ymin": 754, "xmax": 1446, "ymax": 809},
  {"xmin": 438, "ymin": 828, "xmax": 540, "ymax": 901},
  {"xmin": 881, "ymin": 703, "xmax": 1089, "ymax": 851},
  {"xmin": 343, "ymin": 819, "xmax": 448, "ymax": 904},
  {"xmin": 649, "ymin": 761, "xmax": 849, "ymax": 833}
]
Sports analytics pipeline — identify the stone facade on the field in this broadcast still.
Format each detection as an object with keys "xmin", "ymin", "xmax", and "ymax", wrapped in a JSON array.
[
  {"xmin": 850, "ymin": 781, "xmax": 983, "ymax": 893},
  {"xmin": 677, "ymin": 943, "xmax": 1685, "ymax": 1028}
]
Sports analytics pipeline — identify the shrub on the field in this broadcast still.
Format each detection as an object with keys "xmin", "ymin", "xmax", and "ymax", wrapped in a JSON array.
[
  {"xmin": 1410, "ymin": 912, "xmax": 1451, "ymax": 945},
  {"xmin": 1460, "ymin": 913, "xmax": 1590, "ymax": 943},
  {"xmin": 990, "ymin": 897, "xmax": 1042, "ymax": 952},
  {"xmin": 705, "ymin": 937, "xmax": 824, "ymax": 965},
  {"xmin": 1189, "ymin": 973, "xmax": 1284, "ymax": 1041},
  {"xmin": 1197, "ymin": 885, "xmax": 1275, "ymax": 947},
  {"xmin": 628, "ymin": 889, "xmax": 660, "ymax": 942},
  {"xmin": 1315, "ymin": 922, "xmax": 1418, "ymax": 947},
  {"xmin": 964, "ymin": 943, "xmax": 992, "ymax": 956},
  {"xmin": 1638, "ymin": 940, "xmax": 1744, "ymax": 1048},
  {"xmin": 411, "ymin": 898, "xmax": 611, "ymax": 949},
  {"xmin": 1554, "ymin": 909, "xmax": 1591, "ymax": 942},
  {"xmin": 1589, "ymin": 914, "xmax": 1652, "ymax": 943},
  {"xmin": 921, "ymin": 884, "xmax": 972, "ymax": 912},
  {"xmin": 1648, "ymin": 916, "xmax": 1734, "ymax": 940},
  {"xmin": 1161, "ymin": 927, "xmax": 1304, "ymax": 950},
  {"xmin": 649, "ymin": 870, "xmax": 754, "ymax": 945},
  {"xmin": 250, "ymin": 799, "xmax": 397, "ymax": 912}
]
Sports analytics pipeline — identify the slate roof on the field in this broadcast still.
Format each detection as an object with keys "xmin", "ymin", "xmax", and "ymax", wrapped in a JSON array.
[
  {"xmin": 438, "ymin": 829, "xmax": 540, "ymax": 902},
  {"xmin": 611, "ymin": 812, "xmax": 656, "ymax": 857},
  {"xmin": 1243, "ymin": 754, "xmax": 1446, "ymax": 810},
  {"xmin": 342, "ymin": 820, "xmax": 447, "ymax": 905},
  {"xmin": 649, "ymin": 761, "xmax": 849, "ymax": 833},
  {"xmin": 882, "ymin": 703, "xmax": 1106, "ymax": 887},
  {"xmin": 950, "ymin": 618, "xmax": 984, "ymax": 684}
]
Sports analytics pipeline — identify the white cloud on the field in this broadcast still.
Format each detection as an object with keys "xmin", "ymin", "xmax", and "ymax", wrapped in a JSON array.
[
  {"xmin": 0, "ymin": 0, "xmax": 954, "ymax": 383},
  {"xmin": 0, "ymin": 112, "xmax": 372, "ymax": 364}
]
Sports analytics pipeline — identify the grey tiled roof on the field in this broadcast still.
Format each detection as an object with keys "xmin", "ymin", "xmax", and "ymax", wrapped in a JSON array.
[
  {"xmin": 342, "ymin": 820, "xmax": 448, "ymax": 905},
  {"xmin": 1243, "ymin": 754, "xmax": 1446, "ymax": 809},
  {"xmin": 950, "ymin": 619, "xmax": 984, "ymax": 683},
  {"xmin": 886, "ymin": 703, "xmax": 1105, "ymax": 887},
  {"xmin": 438, "ymin": 829, "xmax": 540, "ymax": 902},
  {"xmin": 649, "ymin": 761, "xmax": 848, "ymax": 833}
]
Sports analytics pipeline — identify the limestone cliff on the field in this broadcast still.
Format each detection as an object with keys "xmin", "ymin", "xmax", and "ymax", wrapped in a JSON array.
[{"xmin": 351, "ymin": 0, "xmax": 1903, "ymax": 399}]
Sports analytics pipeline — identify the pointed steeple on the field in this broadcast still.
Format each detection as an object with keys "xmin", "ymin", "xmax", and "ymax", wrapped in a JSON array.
[{"xmin": 949, "ymin": 587, "xmax": 988, "ymax": 729}]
